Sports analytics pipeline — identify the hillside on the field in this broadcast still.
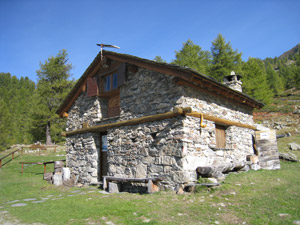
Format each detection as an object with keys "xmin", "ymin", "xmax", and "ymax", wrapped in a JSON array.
[
  {"xmin": 254, "ymin": 87, "xmax": 300, "ymax": 159},
  {"xmin": 279, "ymin": 43, "xmax": 300, "ymax": 59}
]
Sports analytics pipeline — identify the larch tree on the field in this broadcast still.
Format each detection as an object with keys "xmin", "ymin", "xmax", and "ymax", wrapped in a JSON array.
[
  {"xmin": 210, "ymin": 34, "xmax": 242, "ymax": 81},
  {"xmin": 242, "ymin": 58, "xmax": 273, "ymax": 105},
  {"xmin": 172, "ymin": 39, "xmax": 211, "ymax": 74},
  {"xmin": 34, "ymin": 49, "xmax": 74, "ymax": 145}
]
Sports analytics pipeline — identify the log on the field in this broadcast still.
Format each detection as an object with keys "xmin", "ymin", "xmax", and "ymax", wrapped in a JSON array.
[
  {"xmin": 186, "ymin": 112, "xmax": 256, "ymax": 130},
  {"xmin": 66, "ymin": 111, "xmax": 181, "ymax": 136}
]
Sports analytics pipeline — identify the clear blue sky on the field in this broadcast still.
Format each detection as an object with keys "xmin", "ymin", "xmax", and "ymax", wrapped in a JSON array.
[{"xmin": 0, "ymin": 0, "xmax": 299, "ymax": 83}]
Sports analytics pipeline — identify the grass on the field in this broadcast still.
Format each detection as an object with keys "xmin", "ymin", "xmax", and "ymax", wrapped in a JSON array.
[{"xmin": 1, "ymin": 149, "xmax": 300, "ymax": 224}]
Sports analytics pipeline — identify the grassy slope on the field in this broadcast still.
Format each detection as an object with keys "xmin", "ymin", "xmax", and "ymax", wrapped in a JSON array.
[
  {"xmin": 0, "ymin": 89, "xmax": 300, "ymax": 225},
  {"xmin": 0, "ymin": 151, "xmax": 300, "ymax": 225}
]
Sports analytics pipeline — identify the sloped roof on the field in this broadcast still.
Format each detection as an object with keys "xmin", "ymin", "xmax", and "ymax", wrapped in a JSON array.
[{"xmin": 57, "ymin": 50, "xmax": 264, "ymax": 116}]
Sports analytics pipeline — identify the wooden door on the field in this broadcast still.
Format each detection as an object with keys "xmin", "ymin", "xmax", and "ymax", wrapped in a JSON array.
[{"xmin": 100, "ymin": 133, "xmax": 108, "ymax": 179}]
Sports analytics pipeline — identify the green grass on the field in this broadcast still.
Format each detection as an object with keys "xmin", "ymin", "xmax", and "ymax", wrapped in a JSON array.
[{"xmin": 1, "ymin": 150, "xmax": 300, "ymax": 225}]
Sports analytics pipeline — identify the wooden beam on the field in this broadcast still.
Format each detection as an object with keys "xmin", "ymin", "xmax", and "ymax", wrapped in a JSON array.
[
  {"xmin": 65, "ymin": 107, "xmax": 256, "ymax": 137},
  {"xmin": 105, "ymin": 54, "xmax": 194, "ymax": 82},
  {"xmin": 186, "ymin": 112, "xmax": 256, "ymax": 130},
  {"xmin": 65, "ymin": 109, "xmax": 185, "ymax": 136}
]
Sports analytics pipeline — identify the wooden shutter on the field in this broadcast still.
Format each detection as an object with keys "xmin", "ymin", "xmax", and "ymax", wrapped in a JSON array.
[
  {"xmin": 107, "ymin": 94, "xmax": 120, "ymax": 117},
  {"xmin": 215, "ymin": 124, "xmax": 226, "ymax": 148},
  {"xmin": 117, "ymin": 63, "xmax": 126, "ymax": 87},
  {"xmin": 87, "ymin": 77, "xmax": 99, "ymax": 96}
]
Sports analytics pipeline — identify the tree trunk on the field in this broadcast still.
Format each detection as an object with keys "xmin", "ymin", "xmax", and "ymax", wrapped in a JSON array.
[{"xmin": 46, "ymin": 121, "xmax": 52, "ymax": 145}]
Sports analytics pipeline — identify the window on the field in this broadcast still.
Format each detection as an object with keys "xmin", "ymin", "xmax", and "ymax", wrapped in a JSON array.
[
  {"xmin": 215, "ymin": 124, "xmax": 226, "ymax": 148},
  {"xmin": 104, "ymin": 73, "xmax": 118, "ymax": 92}
]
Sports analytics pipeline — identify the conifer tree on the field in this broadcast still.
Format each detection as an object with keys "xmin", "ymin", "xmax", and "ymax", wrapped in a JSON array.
[
  {"xmin": 172, "ymin": 39, "xmax": 211, "ymax": 74},
  {"xmin": 34, "ymin": 49, "xmax": 74, "ymax": 145},
  {"xmin": 242, "ymin": 58, "xmax": 273, "ymax": 104},
  {"xmin": 210, "ymin": 34, "xmax": 242, "ymax": 81},
  {"xmin": 265, "ymin": 63, "xmax": 284, "ymax": 95}
]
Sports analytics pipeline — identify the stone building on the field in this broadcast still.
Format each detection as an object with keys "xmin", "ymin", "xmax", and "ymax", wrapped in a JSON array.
[{"xmin": 57, "ymin": 50, "xmax": 265, "ymax": 190}]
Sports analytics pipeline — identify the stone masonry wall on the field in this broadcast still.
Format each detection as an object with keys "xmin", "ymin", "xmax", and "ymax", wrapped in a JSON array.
[
  {"xmin": 65, "ymin": 65, "xmax": 256, "ymax": 188},
  {"xmin": 107, "ymin": 118, "xmax": 185, "ymax": 190},
  {"xmin": 66, "ymin": 133, "xmax": 100, "ymax": 184},
  {"xmin": 66, "ymin": 92, "xmax": 108, "ymax": 132},
  {"xmin": 181, "ymin": 116, "xmax": 254, "ymax": 183},
  {"xmin": 120, "ymin": 68, "xmax": 184, "ymax": 119}
]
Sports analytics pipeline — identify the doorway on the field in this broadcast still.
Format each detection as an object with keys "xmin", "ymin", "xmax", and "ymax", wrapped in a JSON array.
[{"xmin": 99, "ymin": 133, "xmax": 108, "ymax": 180}]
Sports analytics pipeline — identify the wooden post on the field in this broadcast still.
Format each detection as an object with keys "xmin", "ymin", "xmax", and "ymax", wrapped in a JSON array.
[
  {"xmin": 12, "ymin": 152, "xmax": 14, "ymax": 160},
  {"xmin": 21, "ymin": 163, "xmax": 24, "ymax": 174},
  {"xmin": 44, "ymin": 164, "xmax": 47, "ymax": 174},
  {"xmin": 54, "ymin": 146, "xmax": 56, "ymax": 153},
  {"xmin": 0, "ymin": 159, "xmax": 2, "ymax": 168}
]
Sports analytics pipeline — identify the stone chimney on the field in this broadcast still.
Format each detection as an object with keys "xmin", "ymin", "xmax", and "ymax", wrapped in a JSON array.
[{"xmin": 223, "ymin": 71, "xmax": 242, "ymax": 92}]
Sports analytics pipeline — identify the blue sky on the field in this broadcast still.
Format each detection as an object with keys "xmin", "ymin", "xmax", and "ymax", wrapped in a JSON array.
[{"xmin": 0, "ymin": 0, "xmax": 299, "ymax": 83}]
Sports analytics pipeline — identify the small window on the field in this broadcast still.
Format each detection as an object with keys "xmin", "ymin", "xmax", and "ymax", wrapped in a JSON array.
[
  {"xmin": 215, "ymin": 124, "xmax": 226, "ymax": 148},
  {"xmin": 105, "ymin": 76, "xmax": 111, "ymax": 92},
  {"xmin": 112, "ymin": 73, "xmax": 118, "ymax": 89},
  {"xmin": 103, "ymin": 73, "xmax": 118, "ymax": 92}
]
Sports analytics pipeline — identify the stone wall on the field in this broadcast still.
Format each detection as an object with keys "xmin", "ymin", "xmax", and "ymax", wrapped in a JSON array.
[
  {"xmin": 107, "ymin": 118, "xmax": 185, "ymax": 190},
  {"xmin": 181, "ymin": 116, "xmax": 254, "ymax": 182},
  {"xmin": 66, "ymin": 92, "xmax": 108, "ymax": 132},
  {"xmin": 120, "ymin": 68, "xmax": 184, "ymax": 119},
  {"xmin": 65, "ymin": 65, "xmax": 256, "ymax": 189},
  {"xmin": 66, "ymin": 133, "xmax": 100, "ymax": 184}
]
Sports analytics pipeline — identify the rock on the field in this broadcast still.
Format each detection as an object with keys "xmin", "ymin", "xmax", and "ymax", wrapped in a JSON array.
[
  {"xmin": 207, "ymin": 178, "xmax": 218, "ymax": 183},
  {"xmin": 53, "ymin": 173, "xmax": 63, "ymax": 186},
  {"xmin": 255, "ymin": 124, "xmax": 270, "ymax": 131},
  {"xmin": 176, "ymin": 187, "xmax": 185, "ymax": 195},
  {"xmin": 108, "ymin": 182, "xmax": 120, "ymax": 193},
  {"xmin": 293, "ymin": 106, "xmax": 300, "ymax": 114},
  {"xmin": 279, "ymin": 152, "xmax": 299, "ymax": 162},
  {"xmin": 289, "ymin": 143, "xmax": 300, "ymax": 151},
  {"xmin": 62, "ymin": 167, "xmax": 71, "ymax": 181},
  {"xmin": 44, "ymin": 172, "xmax": 53, "ymax": 182},
  {"xmin": 250, "ymin": 164, "xmax": 261, "ymax": 171},
  {"xmin": 11, "ymin": 203, "xmax": 27, "ymax": 207}
]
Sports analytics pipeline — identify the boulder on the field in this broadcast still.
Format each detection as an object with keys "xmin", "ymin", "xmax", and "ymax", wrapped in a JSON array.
[
  {"xmin": 279, "ymin": 152, "xmax": 299, "ymax": 162},
  {"xmin": 108, "ymin": 182, "xmax": 120, "ymax": 193},
  {"xmin": 289, "ymin": 143, "xmax": 300, "ymax": 151},
  {"xmin": 53, "ymin": 173, "xmax": 63, "ymax": 186}
]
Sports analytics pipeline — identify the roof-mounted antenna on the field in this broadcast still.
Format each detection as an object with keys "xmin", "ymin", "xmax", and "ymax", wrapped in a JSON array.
[{"xmin": 96, "ymin": 44, "xmax": 120, "ymax": 60}]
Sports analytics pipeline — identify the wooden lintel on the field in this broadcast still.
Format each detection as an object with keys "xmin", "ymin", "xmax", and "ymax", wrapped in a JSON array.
[{"xmin": 186, "ymin": 112, "xmax": 256, "ymax": 130}]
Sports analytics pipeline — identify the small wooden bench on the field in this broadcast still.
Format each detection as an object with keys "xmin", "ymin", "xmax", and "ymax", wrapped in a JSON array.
[{"xmin": 103, "ymin": 176, "xmax": 162, "ymax": 193}]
